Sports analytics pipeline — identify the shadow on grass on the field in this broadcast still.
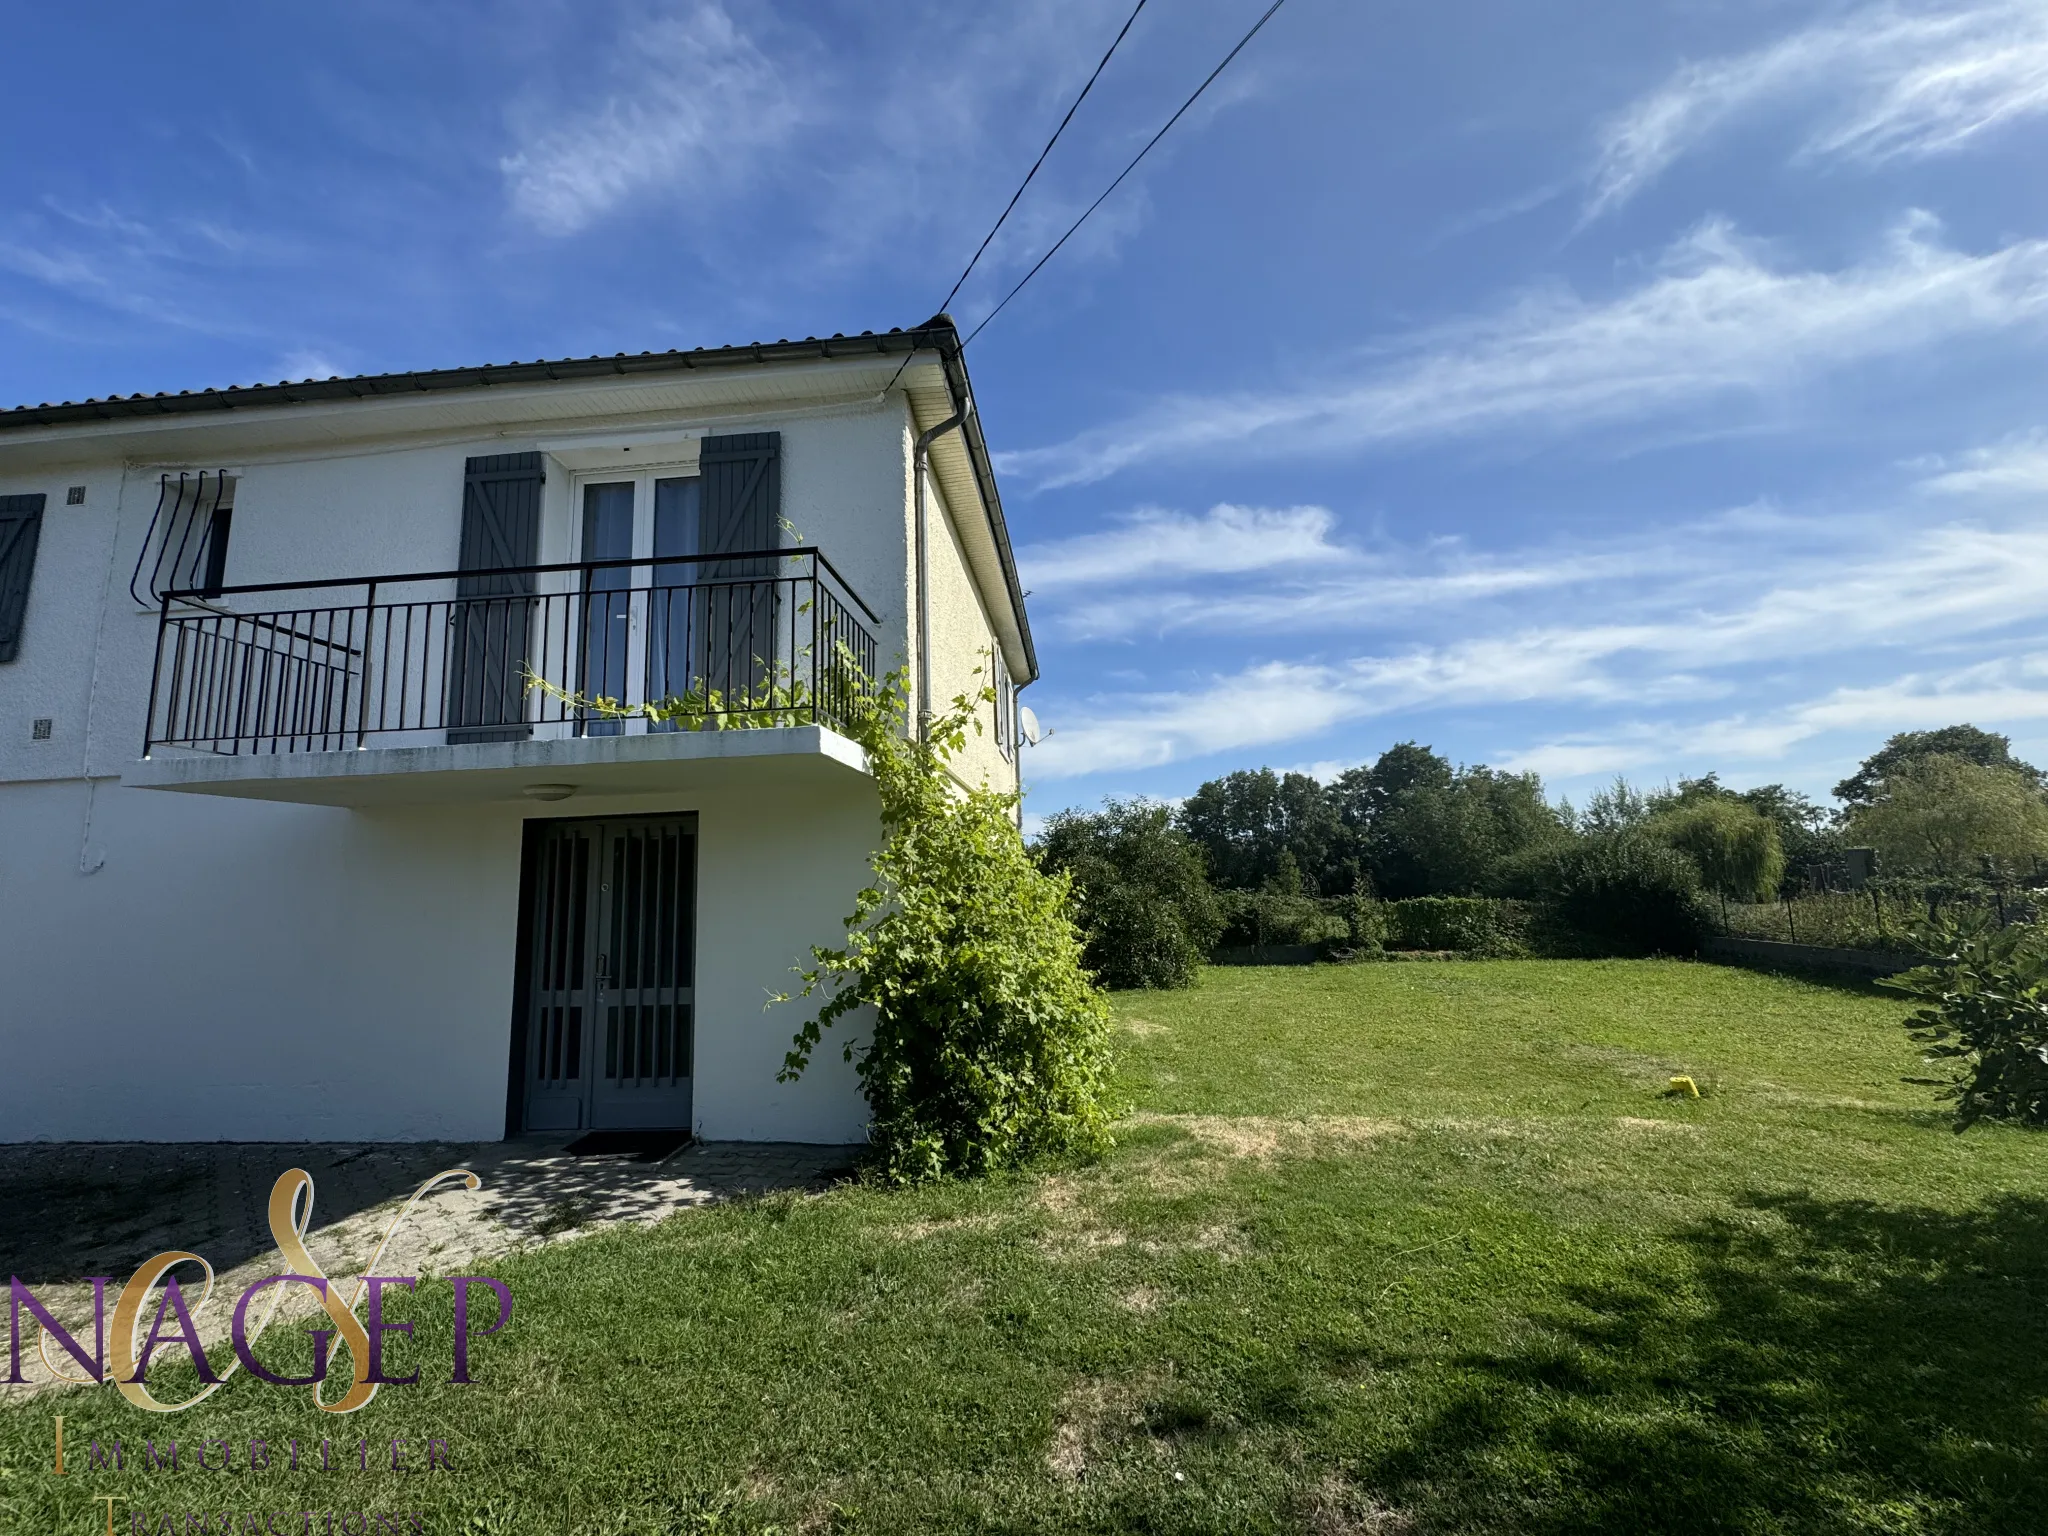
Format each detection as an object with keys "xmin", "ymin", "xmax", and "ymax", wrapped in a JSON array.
[
  {"xmin": 1365, "ymin": 1191, "xmax": 2048, "ymax": 1535},
  {"xmin": 1697, "ymin": 957, "xmax": 1907, "ymax": 1000}
]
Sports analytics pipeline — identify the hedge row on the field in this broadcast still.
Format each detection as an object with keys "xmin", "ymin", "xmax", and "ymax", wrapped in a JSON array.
[{"xmin": 1215, "ymin": 891, "xmax": 1537, "ymax": 959}]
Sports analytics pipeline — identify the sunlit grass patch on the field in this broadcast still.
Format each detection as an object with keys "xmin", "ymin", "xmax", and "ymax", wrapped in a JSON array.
[{"xmin": 3, "ymin": 960, "xmax": 2043, "ymax": 1533}]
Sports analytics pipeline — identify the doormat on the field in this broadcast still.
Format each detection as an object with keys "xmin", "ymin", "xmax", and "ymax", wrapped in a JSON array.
[{"xmin": 560, "ymin": 1130, "xmax": 694, "ymax": 1162}]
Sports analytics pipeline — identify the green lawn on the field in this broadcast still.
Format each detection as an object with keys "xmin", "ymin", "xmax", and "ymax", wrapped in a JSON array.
[{"xmin": 8, "ymin": 961, "xmax": 2046, "ymax": 1534}]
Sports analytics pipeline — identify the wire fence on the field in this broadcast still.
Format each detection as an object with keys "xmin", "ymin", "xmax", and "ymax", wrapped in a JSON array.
[{"xmin": 1723, "ymin": 879, "xmax": 2045, "ymax": 951}]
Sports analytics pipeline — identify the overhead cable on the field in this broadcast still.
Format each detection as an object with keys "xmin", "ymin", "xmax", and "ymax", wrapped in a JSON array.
[
  {"xmin": 963, "ymin": 0, "xmax": 1295, "ymax": 348},
  {"xmin": 937, "ymin": 0, "xmax": 1152, "ymax": 320}
]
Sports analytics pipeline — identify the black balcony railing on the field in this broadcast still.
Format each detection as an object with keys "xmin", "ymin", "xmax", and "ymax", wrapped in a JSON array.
[{"xmin": 143, "ymin": 548, "xmax": 880, "ymax": 757}]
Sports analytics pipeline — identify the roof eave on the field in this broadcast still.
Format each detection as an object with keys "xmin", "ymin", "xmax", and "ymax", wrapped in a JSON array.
[{"xmin": 0, "ymin": 331, "xmax": 919, "ymax": 433}]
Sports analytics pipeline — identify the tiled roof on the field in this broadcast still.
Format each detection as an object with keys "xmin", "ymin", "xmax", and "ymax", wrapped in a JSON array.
[{"xmin": 0, "ymin": 324, "xmax": 944, "ymax": 430}]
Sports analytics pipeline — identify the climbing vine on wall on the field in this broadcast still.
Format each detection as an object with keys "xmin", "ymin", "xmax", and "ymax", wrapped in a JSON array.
[{"xmin": 778, "ymin": 663, "xmax": 1116, "ymax": 1184}]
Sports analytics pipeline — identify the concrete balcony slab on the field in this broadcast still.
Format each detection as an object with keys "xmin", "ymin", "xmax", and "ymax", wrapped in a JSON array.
[{"xmin": 123, "ymin": 723, "xmax": 870, "ymax": 808}]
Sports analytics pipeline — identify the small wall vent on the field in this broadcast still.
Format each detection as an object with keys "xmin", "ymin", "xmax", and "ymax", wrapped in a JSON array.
[
  {"xmin": 31, "ymin": 718, "xmax": 53, "ymax": 740},
  {"xmin": 65, "ymin": 486, "xmax": 85, "ymax": 506}
]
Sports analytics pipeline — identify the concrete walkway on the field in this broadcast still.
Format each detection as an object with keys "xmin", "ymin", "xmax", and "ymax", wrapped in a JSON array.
[{"xmin": 0, "ymin": 1137, "xmax": 859, "ymax": 1399}]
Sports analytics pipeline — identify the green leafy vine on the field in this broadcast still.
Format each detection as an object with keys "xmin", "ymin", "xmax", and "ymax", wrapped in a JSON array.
[{"xmin": 776, "ymin": 663, "xmax": 1116, "ymax": 1184}]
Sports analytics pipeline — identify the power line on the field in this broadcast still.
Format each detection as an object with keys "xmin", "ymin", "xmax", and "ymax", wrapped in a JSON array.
[
  {"xmin": 963, "ymin": 0, "xmax": 1295, "ymax": 349},
  {"xmin": 937, "ymin": 0, "xmax": 1151, "ymax": 320}
]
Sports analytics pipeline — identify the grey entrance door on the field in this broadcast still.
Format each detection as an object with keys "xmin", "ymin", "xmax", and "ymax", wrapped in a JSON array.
[{"xmin": 520, "ymin": 815, "xmax": 697, "ymax": 1133}]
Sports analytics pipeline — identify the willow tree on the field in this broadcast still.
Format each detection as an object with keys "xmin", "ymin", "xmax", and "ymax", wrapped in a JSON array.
[{"xmin": 1652, "ymin": 798, "xmax": 1785, "ymax": 918}]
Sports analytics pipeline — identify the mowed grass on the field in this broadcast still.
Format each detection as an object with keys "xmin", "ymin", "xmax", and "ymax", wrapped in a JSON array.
[{"xmin": 7, "ymin": 961, "xmax": 2047, "ymax": 1534}]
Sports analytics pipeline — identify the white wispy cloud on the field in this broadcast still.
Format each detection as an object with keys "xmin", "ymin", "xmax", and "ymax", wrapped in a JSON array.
[
  {"xmin": 0, "ymin": 205, "xmax": 254, "ymax": 336},
  {"xmin": 1501, "ymin": 652, "xmax": 2048, "ymax": 781},
  {"xmin": 1490, "ymin": 732, "xmax": 1673, "ymax": 783},
  {"xmin": 1028, "ymin": 504, "xmax": 2048, "ymax": 779},
  {"xmin": 1586, "ymin": 1, "xmax": 2048, "ymax": 218},
  {"xmin": 276, "ymin": 350, "xmax": 342, "ymax": 382},
  {"xmin": 501, "ymin": 4, "xmax": 800, "ymax": 237},
  {"xmin": 998, "ymin": 215, "xmax": 2048, "ymax": 489},
  {"xmin": 1031, "ymin": 661, "xmax": 1364, "ymax": 778},
  {"xmin": 1757, "ymin": 653, "xmax": 2048, "ymax": 742},
  {"xmin": 1916, "ymin": 430, "xmax": 2048, "ymax": 495},
  {"xmin": 1017, "ymin": 503, "xmax": 1350, "ymax": 590},
  {"xmin": 492, "ymin": 0, "xmax": 1220, "ymax": 299},
  {"xmin": 1048, "ymin": 545, "xmax": 1658, "ymax": 642},
  {"xmin": 1029, "ymin": 630, "xmax": 1684, "ymax": 779}
]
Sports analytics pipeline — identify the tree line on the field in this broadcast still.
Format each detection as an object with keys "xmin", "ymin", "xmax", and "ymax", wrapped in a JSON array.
[{"xmin": 1035, "ymin": 723, "xmax": 2048, "ymax": 990}]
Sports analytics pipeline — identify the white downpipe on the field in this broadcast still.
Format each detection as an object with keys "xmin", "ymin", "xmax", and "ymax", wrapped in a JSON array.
[{"xmin": 912, "ymin": 401, "xmax": 969, "ymax": 742}]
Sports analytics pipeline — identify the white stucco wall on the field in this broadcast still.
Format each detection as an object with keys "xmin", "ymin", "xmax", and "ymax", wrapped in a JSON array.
[
  {"xmin": 0, "ymin": 769, "xmax": 875, "ymax": 1143},
  {"xmin": 0, "ymin": 463, "xmax": 125, "ymax": 787}
]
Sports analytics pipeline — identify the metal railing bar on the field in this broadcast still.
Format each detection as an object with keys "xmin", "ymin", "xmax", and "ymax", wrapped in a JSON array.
[
  {"xmin": 158, "ymin": 473, "xmax": 205, "ymax": 606},
  {"xmin": 164, "ymin": 546, "xmax": 827, "ymax": 601},
  {"xmin": 163, "ymin": 595, "xmax": 368, "ymax": 659},
  {"xmin": 157, "ymin": 615, "xmax": 187, "ymax": 755},
  {"xmin": 228, "ymin": 614, "xmax": 255, "ymax": 754}
]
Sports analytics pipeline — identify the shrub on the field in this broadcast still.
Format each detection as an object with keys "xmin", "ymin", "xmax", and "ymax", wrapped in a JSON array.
[
  {"xmin": 778, "ymin": 668, "xmax": 1116, "ymax": 1184},
  {"xmin": 1540, "ymin": 834, "xmax": 1713, "ymax": 957},
  {"xmin": 1385, "ymin": 896, "xmax": 1531, "ymax": 957},
  {"xmin": 1213, "ymin": 893, "xmax": 1545, "ymax": 961},
  {"xmin": 1035, "ymin": 799, "xmax": 1223, "ymax": 990},
  {"xmin": 1214, "ymin": 890, "xmax": 1351, "ymax": 951},
  {"xmin": 1338, "ymin": 894, "xmax": 1387, "ymax": 957},
  {"xmin": 1884, "ymin": 912, "xmax": 2048, "ymax": 1131}
]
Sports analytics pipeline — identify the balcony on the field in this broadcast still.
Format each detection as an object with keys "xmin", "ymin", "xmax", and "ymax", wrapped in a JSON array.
[{"xmin": 127, "ymin": 548, "xmax": 881, "ymax": 807}]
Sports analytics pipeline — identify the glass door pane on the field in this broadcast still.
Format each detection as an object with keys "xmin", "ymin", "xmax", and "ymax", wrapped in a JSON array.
[
  {"xmin": 579, "ymin": 482, "xmax": 636, "ymax": 735},
  {"xmin": 647, "ymin": 476, "xmax": 702, "ymax": 724}
]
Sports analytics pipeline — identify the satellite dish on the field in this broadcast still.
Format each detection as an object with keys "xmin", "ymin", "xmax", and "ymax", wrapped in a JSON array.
[{"xmin": 1019, "ymin": 706, "xmax": 1043, "ymax": 746}]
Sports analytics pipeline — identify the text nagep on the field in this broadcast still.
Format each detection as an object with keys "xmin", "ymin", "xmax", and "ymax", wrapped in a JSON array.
[{"xmin": 7, "ymin": 1167, "xmax": 511, "ymax": 1413}]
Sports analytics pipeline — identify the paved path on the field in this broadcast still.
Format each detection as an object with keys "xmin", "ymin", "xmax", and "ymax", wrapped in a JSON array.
[{"xmin": 0, "ymin": 1138, "xmax": 858, "ymax": 1399}]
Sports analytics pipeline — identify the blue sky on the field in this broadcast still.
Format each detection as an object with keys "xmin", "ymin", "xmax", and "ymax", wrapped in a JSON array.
[{"xmin": 6, "ymin": 1, "xmax": 2048, "ymax": 819}]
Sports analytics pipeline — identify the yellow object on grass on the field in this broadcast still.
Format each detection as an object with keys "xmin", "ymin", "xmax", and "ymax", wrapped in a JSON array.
[{"xmin": 1668, "ymin": 1075, "xmax": 1700, "ymax": 1098}]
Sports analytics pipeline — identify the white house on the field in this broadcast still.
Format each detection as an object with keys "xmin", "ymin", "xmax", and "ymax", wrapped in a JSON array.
[{"xmin": 0, "ymin": 318, "xmax": 1035, "ymax": 1146}]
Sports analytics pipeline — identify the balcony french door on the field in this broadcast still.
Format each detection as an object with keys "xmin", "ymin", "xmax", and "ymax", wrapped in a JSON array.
[
  {"xmin": 576, "ymin": 474, "xmax": 714, "ymax": 733},
  {"xmin": 520, "ymin": 815, "xmax": 696, "ymax": 1133}
]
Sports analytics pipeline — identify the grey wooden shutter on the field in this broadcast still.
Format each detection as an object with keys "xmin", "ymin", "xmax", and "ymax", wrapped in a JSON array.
[
  {"xmin": 0, "ymin": 493, "xmax": 47, "ymax": 664},
  {"xmin": 458, "ymin": 454, "xmax": 545, "ymax": 579},
  {"xmin": 447, "ymin": 453, "xmax": 544, "ymax": 743},
  {"xmin": 699, "ymin": 433, "xmax": 780, "ymax": 573},
  {"xmin": 696, "ymin": 434, "xmax": 781, "ymax": 706}
]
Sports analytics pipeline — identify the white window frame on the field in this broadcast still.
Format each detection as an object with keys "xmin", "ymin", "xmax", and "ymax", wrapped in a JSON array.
[{"xmin": 566, "ymin": 462, "xmax": 705, "ymax": 730}]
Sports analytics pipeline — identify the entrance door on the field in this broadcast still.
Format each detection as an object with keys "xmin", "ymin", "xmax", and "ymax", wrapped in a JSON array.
[{"xmin": 519, "ymin": 815, "xmax": 697, "ymax": 1132}]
